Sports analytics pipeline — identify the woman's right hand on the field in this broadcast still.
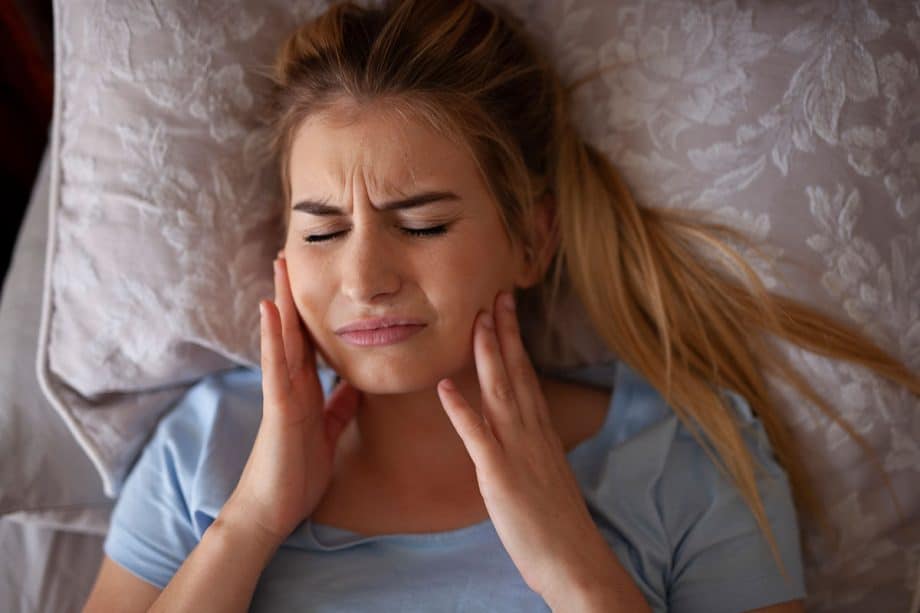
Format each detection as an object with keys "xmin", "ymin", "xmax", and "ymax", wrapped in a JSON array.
[{"xmin": 223, "ymin": 251, "xmax": 362, "ymax": 547}]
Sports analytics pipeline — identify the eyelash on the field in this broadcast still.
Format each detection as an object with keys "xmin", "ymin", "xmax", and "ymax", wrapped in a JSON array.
[{"xmin": 302, "ymin": 224, "xmax": 450, "ymax": 244}]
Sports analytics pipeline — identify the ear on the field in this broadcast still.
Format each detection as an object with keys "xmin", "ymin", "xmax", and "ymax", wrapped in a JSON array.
[{"xmin": 515, "ymin": 191, "xmax": 558, "ymax": 289}]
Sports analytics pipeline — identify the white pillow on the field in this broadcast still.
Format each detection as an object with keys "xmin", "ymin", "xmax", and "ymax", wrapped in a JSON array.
[
  {"xmin": 37, "ymin": 0, "xmax": 920, "ymax": 610},
  {"xmin": 37, "ymin": 0, "xmax": 610, "ymax": 501},
  {"xmin": 39, "ymin": 0, "xmax": 292, "ymax": 500}
]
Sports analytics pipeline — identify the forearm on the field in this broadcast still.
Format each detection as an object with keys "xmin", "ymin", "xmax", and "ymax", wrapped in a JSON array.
[{"xmin": 148, "ymin": 505, "xmax": 281, "ymax": 613}]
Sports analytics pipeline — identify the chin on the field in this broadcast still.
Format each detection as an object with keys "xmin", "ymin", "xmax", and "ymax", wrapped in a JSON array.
[
  {"xmin": 347, "ymin": 374, "xmax": 433, "ymax": 396},
  {"xmin": 332, "ymin": 353, "xmax": 456, "ymax": 395}
]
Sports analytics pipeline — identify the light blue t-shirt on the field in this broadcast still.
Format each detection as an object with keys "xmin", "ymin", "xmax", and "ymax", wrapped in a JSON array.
[{"xmin": 103, "ymin": 360, "xmax": 806, "ymax": 612}]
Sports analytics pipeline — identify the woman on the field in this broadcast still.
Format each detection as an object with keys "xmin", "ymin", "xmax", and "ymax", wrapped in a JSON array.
[{"xmin": 84, "ymin": 1, "xmax": 919, "ymax": 611}]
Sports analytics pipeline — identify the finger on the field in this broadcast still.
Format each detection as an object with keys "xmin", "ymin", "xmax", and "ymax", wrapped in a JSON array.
[
  {"xmin": 437, "ymin": 378, "xmax": 498, "ymax": 465},
  {"xmin": 274, "ymin": 258, "xmax": 307, "ymax": 375},
  {"xmin": 493, "ymin": 290, "xmax": 546, "ymax": 430},
  {"xmin": 474, "ymin": 308, "xmax": 523, "ymax": 432},
  {"xmin": 260, "ymin": 300, "xmax": 292, "ymax": 419}
]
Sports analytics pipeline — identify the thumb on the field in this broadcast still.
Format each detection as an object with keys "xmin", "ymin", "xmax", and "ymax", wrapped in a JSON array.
[{"xmin": 323, "ymin": 379, "xmax": 362, "ymax": 443}]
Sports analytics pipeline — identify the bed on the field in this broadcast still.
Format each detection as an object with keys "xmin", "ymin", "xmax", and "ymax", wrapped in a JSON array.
[
  {"xmin": 1, "ymin": 146, "xmax": 109, "ymax": 613},
  {"xmin": 1, "ymin": 1, "xmax": 919, "ymax": 611}
]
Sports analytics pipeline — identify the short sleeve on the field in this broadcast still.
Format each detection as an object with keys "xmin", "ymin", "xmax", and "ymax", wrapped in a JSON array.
[
  {"xmin": 661, "ymin": 391, "xmax": 807, "ymax": 613},
  {"xmin": 102, "ymin": 384, "xmax": 211, "ymax": 589},
  {"xmin": 102, "ymin": 365, "xmax": 321, "ymax": 589}
]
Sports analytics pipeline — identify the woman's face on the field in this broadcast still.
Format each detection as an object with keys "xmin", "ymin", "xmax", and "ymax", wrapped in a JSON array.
[{"xmin": 283, "ymin": 104, "xmax": 533, "ymax": 394}]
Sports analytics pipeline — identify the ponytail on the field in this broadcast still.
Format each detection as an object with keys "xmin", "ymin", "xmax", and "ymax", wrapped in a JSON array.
[{"xmin": 540, "ymin": 123, "xmax": 919, "ymax": 579}]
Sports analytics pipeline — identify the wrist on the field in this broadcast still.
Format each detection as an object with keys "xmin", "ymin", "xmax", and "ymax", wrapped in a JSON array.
[
  {"xmin": 216, "ymin": 501, "xmax": 286, "ymax": 559},
  {"xmin": 547, "ymin": 583, "xmax": 619, "ymax": 613},
  {"xmin": 543, "ymin": 571, "xmax": 616, "ymax": 613},
  {"xmin": 149, "ymin": 502, "xmax": 281, "ymax": 612},
  {"xmin": 542, "ymin": 542, "xmax": 651, "ymax": 613}
]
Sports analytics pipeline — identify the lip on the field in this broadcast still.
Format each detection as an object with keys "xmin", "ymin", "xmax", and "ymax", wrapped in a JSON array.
[
  {"xmin": 337, "ymin": 324, "xmax": 426, "ymax": 347},
  {"xmin": 335, "ymin": 316, "xmax": 426, "ymax": 334}
]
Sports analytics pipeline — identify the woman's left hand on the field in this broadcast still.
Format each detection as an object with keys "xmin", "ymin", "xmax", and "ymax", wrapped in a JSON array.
[{"xmin": 435, "ymin": 289, "xmax": 622, "ymax": 604}]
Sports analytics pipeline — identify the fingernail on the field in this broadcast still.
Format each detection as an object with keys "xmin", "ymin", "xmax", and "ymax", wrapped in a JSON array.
[
  {"xmin": 481, "ymin": 311, "xmax": 494, "ymax": 329},
  {"xmin": 500, "ymin": 291, "xmax": 515, "ymax": 311},
  {"xmin": 259, "ymin": 302, "xmax": 265, "ymax": 317}
]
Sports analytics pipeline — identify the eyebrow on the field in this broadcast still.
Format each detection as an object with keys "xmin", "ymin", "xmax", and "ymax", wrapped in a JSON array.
[{"xmin": 292, "ymin": 190, "xmax": 460, "ymax": 216}]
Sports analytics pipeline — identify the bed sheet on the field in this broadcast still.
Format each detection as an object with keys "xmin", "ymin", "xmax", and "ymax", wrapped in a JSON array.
[
  {"xmin": 0, "ymin": 517, "xmax": 104, "ymax": 613},
  {"xmin": 1, "ymin": 140, "xmax": 112, "ymax": 612},
  {"xmin": 0, "ymin": 139, "xmax": 113, "ymax": 531}
]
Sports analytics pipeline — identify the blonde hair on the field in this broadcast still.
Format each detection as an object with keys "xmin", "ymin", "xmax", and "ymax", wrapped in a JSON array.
[{"xmin": 259, "ymin": 0, "xmax": 920, "ymax": 582}]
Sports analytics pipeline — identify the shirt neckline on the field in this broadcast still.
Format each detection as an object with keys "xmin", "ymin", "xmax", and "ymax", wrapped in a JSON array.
[{"xmin": 299, "ymin": 363, "xmax": 623, "ymax": 551}]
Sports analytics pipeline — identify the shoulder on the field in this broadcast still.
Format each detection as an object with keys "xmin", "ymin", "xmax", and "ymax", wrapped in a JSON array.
[
  {"xmin": 144, "ymin": 365, "xmax": 342, "ymax": 522},
  {"xmin": 603, "ymin": 362, "xmax": 793, "ymax": 527},
  {"xmin": 151, "ymin": 367, "xmax": 262, "ymax": 472},
  {"xmin": 156, "ymin": 366, "xmax": 264, "ymax": 435},
  {"xmin": 101, "ymin": 367, "xmax": 263, "ymax": 588},
  {"xmin": 590, "ymin": 362, "xmax": 806, "ymax": 611},
  {"xmin": 121, "ymin": 367, "xmax": 266, "ymax": 533},
  {"xmin": 102, "ymin": 366, "xmax": 270, "ymax": 588},
  {"xmin": 605, "ymin": 361, "xmax": 781, "ymax": 470}
]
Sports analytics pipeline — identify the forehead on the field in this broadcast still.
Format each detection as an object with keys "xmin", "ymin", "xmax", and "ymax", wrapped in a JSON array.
[{"xmin": 288, "ymin": 105, "xmax": 476, "ymax": 197}]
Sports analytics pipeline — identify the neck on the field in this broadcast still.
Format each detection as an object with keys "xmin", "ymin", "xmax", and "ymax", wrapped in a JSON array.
[
  {"xmin": 342, "ymin": 363, "xmax": 481, "ymax": 494},
  {"xmin": 336, "ymin": 365, "xmax": 554, "ymax": 495}
]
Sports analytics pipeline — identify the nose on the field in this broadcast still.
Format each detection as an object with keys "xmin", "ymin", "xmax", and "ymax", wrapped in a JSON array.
[{"xmin": 339, "ymin": 221, "xmax": 403, "ymax": 304}]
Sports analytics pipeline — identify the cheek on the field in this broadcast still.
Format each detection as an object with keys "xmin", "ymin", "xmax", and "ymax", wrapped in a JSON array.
[
  {"xmin": 433, "ymin": 234, "xmax": 510, "ymax": 318},
  {"xmin": 448, "ymin": 242, "xmax": 511, "ymax": 311},
  {"xmin": 285, "ymin": 267, "xmax": 326, "ymax": 329}
]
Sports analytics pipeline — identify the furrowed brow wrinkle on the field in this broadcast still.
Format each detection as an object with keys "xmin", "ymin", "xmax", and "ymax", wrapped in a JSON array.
[{"xmin": 292, "ymin": 190, "xmax": 461, "ymax": 215}]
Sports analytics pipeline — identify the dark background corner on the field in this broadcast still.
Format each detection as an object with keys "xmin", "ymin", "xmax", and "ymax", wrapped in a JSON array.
[{"xmin": 1, "ymin": 0, "xmax": 54, "ymax": 292}]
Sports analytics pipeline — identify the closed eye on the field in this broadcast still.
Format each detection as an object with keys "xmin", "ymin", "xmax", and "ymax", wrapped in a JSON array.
[{"xmin": 302, "ymin": 224, "xmax": 450, "ymax": 244}]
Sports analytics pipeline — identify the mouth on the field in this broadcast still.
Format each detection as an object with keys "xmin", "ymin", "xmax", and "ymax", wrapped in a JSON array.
[
  {"xmin": 335, "ymin": 315, "xmax": 426, "ymax": 334},
  {"xmin": 337, "ymin": 324, "xmax": 426, "ymax": 347}
]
